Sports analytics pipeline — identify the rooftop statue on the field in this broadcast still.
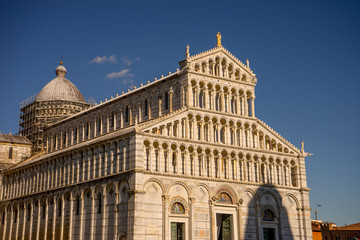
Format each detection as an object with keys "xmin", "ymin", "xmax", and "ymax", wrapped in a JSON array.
[
  {"xmin": 186, "ymin": 44, "xmax": 190, "ymax": 59},
  {"xmin": 217, "ymin": 32, "xmax": 222, "ymax": 46}
]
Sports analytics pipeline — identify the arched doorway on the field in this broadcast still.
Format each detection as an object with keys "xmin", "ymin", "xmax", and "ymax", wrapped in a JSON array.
[{"xmin": 261, "ymin": 208, "xmax": 278, "ymax": 240}]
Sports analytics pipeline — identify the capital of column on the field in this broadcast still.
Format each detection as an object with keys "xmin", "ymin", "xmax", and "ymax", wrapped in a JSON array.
[
  {"xmin": 162, "ymin": 194, "xmax": 170, "ymax": 202},
  {"xmin": 188, "ymin": 197, "xmax": 196, "ymax": 204}
]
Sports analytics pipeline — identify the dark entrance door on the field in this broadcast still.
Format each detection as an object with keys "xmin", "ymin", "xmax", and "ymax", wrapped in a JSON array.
[
  {"xmin": 263, "ymin": 227, "xmax": 275, "ymax": 240},
  {"xmin": 171, "ymin": 222, "xmax": 185, "ymax": 240},
  {"xmin": 216, "ymin": 214, "xmax": 232, "ymax": 240}
]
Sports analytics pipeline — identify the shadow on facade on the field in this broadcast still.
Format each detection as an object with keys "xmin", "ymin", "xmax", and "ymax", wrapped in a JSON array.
[{"xmin": 243, "ymin": 184, "xmax": 294, "ymax": 240}]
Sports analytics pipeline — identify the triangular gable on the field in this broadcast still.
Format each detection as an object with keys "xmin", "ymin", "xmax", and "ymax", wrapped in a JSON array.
[
  {"xmin": 256, "ymin": 118, "xmax": 301, "ymax": 155},
  {"xmin": 186, "ymin": 46, "xmax": 256, "ymax": 83}
]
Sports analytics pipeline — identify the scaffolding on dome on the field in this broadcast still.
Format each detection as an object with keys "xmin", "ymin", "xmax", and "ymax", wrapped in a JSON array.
[{"xmin": 19, "ymin": 95, "xmax": 93, "ymax": 154}]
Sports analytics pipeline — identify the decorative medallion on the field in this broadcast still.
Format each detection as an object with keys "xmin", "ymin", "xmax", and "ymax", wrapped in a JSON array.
[
  {"xmin": 171, "ymin": 202, "xmax": 185, "ymax": 214},
  {"xmin": 169, "ymin": 198, "xmax": 187, "ymax": 215},
  {"xmin": 216, "ymin": 192, "xmax": 232, "ymax": 204}
]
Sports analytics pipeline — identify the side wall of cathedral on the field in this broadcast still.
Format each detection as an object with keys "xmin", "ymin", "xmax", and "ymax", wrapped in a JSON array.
[
  {"xmin": 44, "ymin": 72, "xmax": 186, "ymax": 155},
  {"xmin": 0, "ymin": 131, "xmax": 137, "ymax": 240}
]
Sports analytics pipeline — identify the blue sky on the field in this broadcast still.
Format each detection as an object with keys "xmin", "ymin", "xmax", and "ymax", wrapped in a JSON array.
[{"xmin": 1, "ymin": 0, "xmax": 359, "ymax": 225}]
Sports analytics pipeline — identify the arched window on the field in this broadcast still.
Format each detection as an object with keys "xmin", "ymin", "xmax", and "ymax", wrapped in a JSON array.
[
  {"xmin": 194, "ymin": 64, "xmax": 200, "ymax": 72},
  {"xmin": 263, "ymin": 209, "xmax": 275, "ymax": 221},
  {"xmin": 220, "ymin": 128, "xmax": 225, "ymax": 144},
  {"xmin": 215, "ymin": 94, "xmax": 219, "ymax": 111},
  {"xmin": 202, "ymin": 62, "xmax": 206, "ymax": 73},
  {"xmin": 199, "ymin": 90, "xmax": 204, "ymax": 108}
]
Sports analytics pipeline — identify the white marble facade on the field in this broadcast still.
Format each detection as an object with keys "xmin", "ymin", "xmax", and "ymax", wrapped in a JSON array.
[{"xmin": 0, "ymin": 39, "xmax": 313, "ymax": 240}]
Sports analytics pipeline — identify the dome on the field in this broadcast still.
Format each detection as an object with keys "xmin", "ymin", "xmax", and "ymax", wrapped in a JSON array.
[{"xmin": 36, "ymin": 63, "xmax": 86, "ymax": 103}]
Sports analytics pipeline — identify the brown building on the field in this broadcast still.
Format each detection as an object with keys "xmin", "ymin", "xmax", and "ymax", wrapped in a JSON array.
[
  {"xmin": 312, "ymin": 220, "xmax": 323, "ymax": 240},
  {"xmin": 321, "ymin": 222, "xmax": 360, "ymax": 240}
]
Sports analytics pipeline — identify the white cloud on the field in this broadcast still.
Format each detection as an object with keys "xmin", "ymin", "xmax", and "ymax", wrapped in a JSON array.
[
  {"xmin": 121, "ymin": 55, "xmax": 132, "ymax": 66},
  {"xmin": 105, "ymin": 69, "xmax": 131, "ymax": 79},
  {"xmin": 90, "ymin": 55, "xmax": 118, "ymax": 64},
  {"xmin": 108, "ymin": 55, "xmax": 117, "ymax": 63}
]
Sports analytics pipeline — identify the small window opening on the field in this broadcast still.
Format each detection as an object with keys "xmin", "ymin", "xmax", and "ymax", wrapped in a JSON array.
[
  {"xmin": 42, "ymin": 204, "xmax": 46, "ymax": 219},
  {"xmin": 58, "ymin": 199, "xmax": 62, "ymax": 217},
  {"xmin": 97, "ymin": 118, "xmax": 102, "ymax": 132},
  {"xmin": 110, "ymin": 112, "xmax": 115, "ymax": 128},
  {"xmin": 27, "ymin": 206, "xmax": 31, "ymax": 221},
  {"xmin": 76, "ymin": 196, "xmax": 80, "ymax": 215},
  {"xmin": 74, "ymin": 128, "xmax": 77, "ymax": 141},
  {"xmin": 165, "ymin": 92, "xmax": 169, "ymax": 109},
  {"xmin": 97, "ymin": 194, "xmax": 102, "ymax": 214},
  {"xmin": 14, "ymin": 209, "xmax": 17, "ymax": 223},
  {"xmin": 144, "ymin": 99, "xmax": 148, "ymax": 116},
  {"xmin": 8, "ymin": 147, "xmax": 13, "ymax": 159},
  {"xmin": 63, "ymin": 132, "xmax": 66, "ymax": 146},
  {"xmin": 125, "ymin": 106, "xmax": 129, "ymax": 122}
]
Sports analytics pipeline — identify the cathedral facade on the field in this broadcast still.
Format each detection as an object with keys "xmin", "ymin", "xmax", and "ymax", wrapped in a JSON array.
[{"xmin": 0, "ymin": 36, "xmax": 312, "ymax": 240}]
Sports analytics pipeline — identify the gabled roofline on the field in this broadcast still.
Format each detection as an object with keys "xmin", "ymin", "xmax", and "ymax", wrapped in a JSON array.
[
  {"xmin": 256, "ymin": 118, "xmax": 301, "ymax": 154},
  {"xmin": 188, "ymin": 45, "xmax": 255, "ymax": 77}
]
